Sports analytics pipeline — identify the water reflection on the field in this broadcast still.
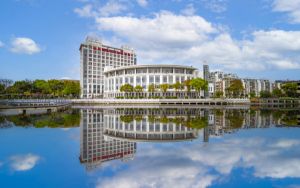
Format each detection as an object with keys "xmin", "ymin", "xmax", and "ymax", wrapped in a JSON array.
[
  {"xmin": 79, "ymin": 109, "xmax": 136, "ymax": 171},
  {"xmin": 78, "ymin": 107, "xmax": 300, "ymax": 172},
  {"xmin": 0, "ymin": 107, "xmax": 300, "ymax": 187}
]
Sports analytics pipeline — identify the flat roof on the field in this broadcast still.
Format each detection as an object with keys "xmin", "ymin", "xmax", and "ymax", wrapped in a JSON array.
[{"xmin": 104, "ymin": 64, "xmax": 197, "ymax": 73}]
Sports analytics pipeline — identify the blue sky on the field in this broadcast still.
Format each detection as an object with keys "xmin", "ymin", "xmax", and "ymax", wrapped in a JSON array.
[{"xmin": 0, "ymin": 0, "xmax": 300, "ymax": 81}]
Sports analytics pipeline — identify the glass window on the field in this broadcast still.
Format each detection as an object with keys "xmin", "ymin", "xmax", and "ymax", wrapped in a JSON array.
[{"xmin": 155, "ymin": 76, "xmax": 160, "ymax": 83}]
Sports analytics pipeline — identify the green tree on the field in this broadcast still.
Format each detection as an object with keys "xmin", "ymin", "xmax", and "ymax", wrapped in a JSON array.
[
  {"xmin": 48, "ymin": 79, "xmax": 64, "ymax": 96},
  {"xmin": 226, "ymin": 79, "xmax": 244, "ymax": 98},
  {"xmin": 184, "ymin": 79, "xmax": 191, "ymax": 92},
  {"xmin": 12, "ymin": 80, "xmax": 34, "ymax": 95},
  {"xmin": 148, "ymin": 84, "xmax": 156, "ymax": 93},
  {"xmin": 134, "ymin": 85, "xmax": 143, "ymax": 92},
  {"xmin": 272, "ymin": 88, "xmax": 283, "ymax": 98},
  {"xmin": 249, "ymin": 92, "xmax": 256, "ymax": 98},
  {"xmin": 33, "ymin": 80, "xmax": 51, "ymax": 94},
  {"xmin": 120, "ymin": 84, "xmax": 134, "ymax": 98},
  {"xmin": 190, "ymin": 78, "xmax": 208, "ymax": 92},
  {"xmin": 160, "ymin": 84, "xmax": 169, "ymax": 93},
  {"xmin": 173, "ymin": 81, "xmax": 182, "ymax": 91},
  {"xmin": 214, "ymin": 91, "xmax": 223, "ymax": 98},
  {"xmin": 63, "ymin": 81, "xmax": 80, "ymax": 97},
  {"xmin": 120, "ymin": 84, "xmax": 134, "ymax": 92},
  {"xmin": 281, "ymin": 83, "xmax": 298, "ymax": 98},
  {"xmin": 0, "ymin": 84, "xmax": 5, "ymax": 94},
  {"xmin": 260, "ymin": 90, "xmax": 272, "ymax": 98}
]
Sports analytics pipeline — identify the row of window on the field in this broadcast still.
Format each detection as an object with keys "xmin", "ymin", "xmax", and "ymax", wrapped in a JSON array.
[{"xmin": 107, "ymin": 68, "xmax": 194, "ymax": 76}]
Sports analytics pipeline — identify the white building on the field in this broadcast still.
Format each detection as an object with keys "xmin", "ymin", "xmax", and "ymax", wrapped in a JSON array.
[
  {"xmin": 103, "ymin": 64, "xmax": 200, "ymax": 98},
  {"xmin": 80, "ymin": 37, "xmax": 136, "ymax": 98}
]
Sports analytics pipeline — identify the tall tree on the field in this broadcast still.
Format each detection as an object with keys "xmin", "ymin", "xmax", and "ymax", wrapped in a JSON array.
[
  {"xmin": 272, "ymin": 88, "xmax": 283, "ymax": 98},
  {"xmin": 160, "ymin": 84, "xmax": 169, "ymax": 93},
  {"xmin": 226, "ymin": 79, "xmax": 244, "ymax": 98},
  {"xmin": 148, "ymin": 84, "xmax": 156, "ymax": 93},
  {"xmin": 281, "ymin": 83, "xmax": 298, "ymax": 98},
  {"xmin": 173, "ymin": 81, "xmax": 182, "ymax": 91},
  {"xmin": 190, "ymin": 78, "xmax": 208, "ymax": 98},
  {"xmin": 34, "ymin": 80, "xmax": 51, "ymax": 94},
  {"xmin": 260, "ymin": 90, "xmax": 272, "ymax": 98}
]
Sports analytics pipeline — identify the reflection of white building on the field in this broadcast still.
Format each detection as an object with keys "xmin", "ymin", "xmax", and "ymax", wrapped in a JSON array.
[
  {"xmin": 103, "ymin": 64, "xmax": 200, "ymax": 98},
  {"xmin": 103, "ymin": 111, "xmax": 199, "ymax": 142},
  {"xmin": 79, "ymin": 109, "xmax": 136, "ymax": 170}
]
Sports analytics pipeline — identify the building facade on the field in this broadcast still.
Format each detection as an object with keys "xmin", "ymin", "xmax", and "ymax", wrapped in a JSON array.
[
  {"xmin": 103, "ymin": 64, "xmax": 199, "ymax": 98},
  {"xmin": 80, "ymin": 37, "xmax": 136, "ymax": 98}
]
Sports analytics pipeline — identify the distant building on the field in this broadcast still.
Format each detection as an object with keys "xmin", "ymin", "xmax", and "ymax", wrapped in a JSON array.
[
  {"xmin": 203, "ymin": 64, "xmax": 210, "ymax": 98},
  {"xmin": 242, "ymin": 79, "xmax": 272, "ymax": 97},
  {"xmin": 79, "ymin": 36, "xmax": 136, "ymax": 98}
]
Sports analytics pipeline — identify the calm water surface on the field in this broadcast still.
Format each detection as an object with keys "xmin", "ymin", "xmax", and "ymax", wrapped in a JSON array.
[{"xmin": 0, "ymin": 106, "xmax": 300, "ymax": 188}]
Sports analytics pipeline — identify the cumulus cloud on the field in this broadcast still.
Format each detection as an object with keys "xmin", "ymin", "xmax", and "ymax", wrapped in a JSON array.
[
  {"xmin": 96, "ymin": 134, "xmax": 300, "ymax": 188},
  {"xmin": 136, "ymin": 0, "xmax": 148, "ymax": 7},
  {"xmin": 10, "ymin": 37, "xmax": 41, "ymax": 55},
  {"xmin": 94, "ymin": 12, "xmax": 300, "ymax": 71},
  {"xmin": 273, "ymin": 0, "xmax": 300, "ymax": 23},
  {"xmin": 10, "ymin": 154, "xmax": 40, "ymax": 171}
]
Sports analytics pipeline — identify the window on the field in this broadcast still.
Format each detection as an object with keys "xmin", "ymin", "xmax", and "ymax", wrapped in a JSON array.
[
  {"xmin": 155, "ymin": 76, "xmax": 160, "ymax": 83},
  {"xmin": 163, "ymin": 76, "xmax": 167, "ymax": 83}
]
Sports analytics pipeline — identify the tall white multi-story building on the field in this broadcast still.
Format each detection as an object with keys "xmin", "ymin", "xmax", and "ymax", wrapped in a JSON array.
[{"xmin": 80, "ymin": 36, "xmax": 136, "ymax": 98}]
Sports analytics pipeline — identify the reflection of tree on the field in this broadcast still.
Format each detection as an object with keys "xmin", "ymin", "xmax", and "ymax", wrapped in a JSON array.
[
  {"xmin": 184, "ymin": 117, "xmax": 208, "ymax": 129},
  {"xmin": 226, "ymin": 110, "xmax": 245, "ymax": 129},
  {"xmin": 120, "ymin": 115, "xmax": 134, "ymax": 123},
  {"xmin": 120, "ymin": 114, "xmax": 207, "ymax": 130},
  {"xmin": 281, "ymin": 111, "xmax": 299, "ymax": 126},
  {"xmin": 5, "ymin": 109, "xmax": 80, "ymax": 128}
]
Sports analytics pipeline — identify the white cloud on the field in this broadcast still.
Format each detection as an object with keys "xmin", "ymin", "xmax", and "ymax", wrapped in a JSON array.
[
  {"xmin": 74, "ymin": 0, "xmax": 128, "ymax": 18},
  {"xmin": 93, "ymin": 12, "xmax": 300, "ymax": 71},
  {"xmin": 136, "ymin": 0, "xmax": 148, "ymax": 7},
  {"xmin": 74, "ymin": 4, "xmax": 95, "ymax": 18},
  {"xmin": 273, "ymin": 0, "xmax": 300, "ymax": 23},
  {"xmin": 10, "ymin": 154, "xmax": 40, "ymax": 171},
  {"xmin": 96, "ymin": 134, "xmax": 300, "ymax": 188},
  {"xmin": 201, "ymin": 0, "xmax": 227, "ymax": 13},
  {"xmin": 99, "ymin": 0, "xmax": 127, "ymax": 17},
  {"xmin": 0, "ymin": 41, "xmax": 4, "ymax": 48},
  {"xmin": 181, "ymin": 3, "xmax": 196, "ymax": 16},
  {"xmin": 96, "ymin": 11, "xmax": 217, "ymax": 48},
  {"xmin": 10, "ymin": 37, "xmax": 41, "ymax": 55}
]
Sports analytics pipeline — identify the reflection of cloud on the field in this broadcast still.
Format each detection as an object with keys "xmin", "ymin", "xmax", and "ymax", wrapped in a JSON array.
[
  {"xmin": 10, "ymin": 154, "xmax": 40, "ymax": 171},
  {"xmin": 96, "ymin": 132, "xmax": 300, "ymax": 187}
]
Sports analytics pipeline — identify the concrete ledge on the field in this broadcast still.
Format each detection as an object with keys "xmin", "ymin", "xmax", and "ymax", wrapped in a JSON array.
[{"xmin": 70, "ymin": 98, "xmax": 251, "ymax": 105}]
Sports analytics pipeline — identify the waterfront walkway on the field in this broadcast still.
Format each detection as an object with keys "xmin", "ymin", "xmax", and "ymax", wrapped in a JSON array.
[
  {"xmin": 0, "ymin": 99, "xmax": 71, "ymax": 109},
  {"xmin": 70, "ymin": 98, "xmax": 251, "ymax": 105}
]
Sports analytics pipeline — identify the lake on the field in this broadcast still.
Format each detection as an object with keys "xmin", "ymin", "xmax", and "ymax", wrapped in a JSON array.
[{"xmin": 0, "ymin": 106, "xmax": 300, "ymax": 188}]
